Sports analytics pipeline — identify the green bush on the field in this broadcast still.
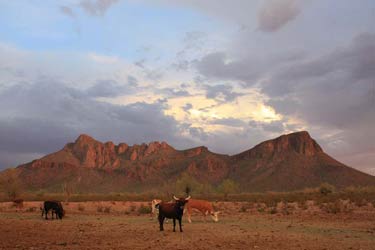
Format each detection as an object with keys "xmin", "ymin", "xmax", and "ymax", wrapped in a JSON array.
[
  {"xmin": 319, "ymin": 183, "xmax": 335, "ymax": 196},
  {"xmin": 138, "ymin": 204, "xmax": 152, "ymax": 214}
]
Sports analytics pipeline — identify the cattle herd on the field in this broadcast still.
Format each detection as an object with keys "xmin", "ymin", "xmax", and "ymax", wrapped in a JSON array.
[{"xmin": 40, "ymin": 196, "xmax": 220, "ymax": 232}]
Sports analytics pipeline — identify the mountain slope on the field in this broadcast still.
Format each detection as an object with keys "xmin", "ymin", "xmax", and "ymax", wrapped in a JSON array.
[
  {"xmin": 4, "ymin": 131, "xmax": 375, "ymax": 192},
  {"xmin": 230, "ymin": 131, "xmax": 375, "ymax": 191}
]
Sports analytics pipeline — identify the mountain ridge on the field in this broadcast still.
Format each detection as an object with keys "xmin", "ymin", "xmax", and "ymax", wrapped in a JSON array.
[{"xmin": 3, "ymin": 131, "xmax": 375, "ymax": 193}]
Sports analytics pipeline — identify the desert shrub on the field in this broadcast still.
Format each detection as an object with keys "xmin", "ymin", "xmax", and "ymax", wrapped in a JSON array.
[
  {"xmin": 26, "ymin": 207, "xmax": 37, "ymax": 212},
  {"xmin": 104, "ymin": 206, "xmax": 111, "ymax": 213},
  {"xmin": 239, "ymin": 202, "xmax": 253, "ymax": 212},
  {"xmin": 354, "ymin": 199, "xmax": 368, "ymax": 207},
  {"xmin": 321, "ymin": 201, "xmax": 341, "ymax": 214},
  {"xmin": 130, "ymin": 204, "xmax": 136, "ymax": 212},
  {"xmin": 138, "ymin": 204, "xmax": 152, "ymax": 214},
  {"xmin": 97, "ymin": 205, "xmax": 103, "ymax": 213},
  {"xmin": 174, "ymin": 173, "xmax": 204, "ymax": 196},
  {"xmin": 319, "ymin": 183, "xmax": 335, "ymax": 196},
  {"xmin": 257, "ymin": 207, "xmax": 265, "ymax": 213},
  {"xmin": 299, "ymin": 201, "xmax": 308, "ymax": 210},
  {"xmin": 217, "ymin": 179, "xmax": 239, "ymax": 200},
  {"xmin": 0, "ymin": 169, "xmax": 23, "ymax": 200},
  {"xmin": 269, "ymin": 207, "xmax": 277, "ymax": 214},
  {"xmin": 77, "ymin": 204, "xmax": 85, "ymax": 211}
]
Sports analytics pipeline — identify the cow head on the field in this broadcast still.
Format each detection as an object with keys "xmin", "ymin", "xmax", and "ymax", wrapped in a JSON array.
[
  {"xmin": 210, "ymin": 211, "xmax": 220, "ymax": 222},
  {"xmin": 173, "ymin": 195, "xmax": 190, "ymax": 210}
]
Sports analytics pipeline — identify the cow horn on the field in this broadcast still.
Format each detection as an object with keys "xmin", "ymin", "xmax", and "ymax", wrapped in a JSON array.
[
  {"xmin": 185, "ymin": 195, "xmax": 191, "ymax": 200},
  {"xmin": 173, "ymin": 195, "xmax": 179, "ymax": 201}
]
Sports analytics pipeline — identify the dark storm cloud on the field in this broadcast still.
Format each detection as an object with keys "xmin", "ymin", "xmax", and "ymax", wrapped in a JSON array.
[
  {"xmin": 257, "ymin": 0, "xmax": 300, "ymax": 32},
  {"xmin": 157, "ymin": 87, "xmax": 191, "ymax": 98},
  {"xmin": 182, "ymin": 103, "xmax": 193, "ymax": 112},
  {"xmin": 249, "ymin": 120, "xmax": 285, "ymax": 133},
  {"xmin": 195, "ymin": 50, "xmax": 307, "ymax": 87},
  {"xmin": 264, "ymin": 32, "xmax": 375, "ymax": 129},
  {"xmin": 86, "ymin": 79, "xmax": 133, "ymax": 98},
  {"xmin": 79, "ymin": 0, "xmax": 119, "ymax": 16},
  {"xmin": 196, "ymin": 31, "xmax": 375, "ymax": 170},
  {"xmin": 195, "ymin": 52, "xmax": 261, "ymax": 84},
  {"xmin": 203, "ymin": 84, "xmax": 244, "ymax": 103},
  {"xmin": 0, "ymin": 80, "xmax": 191, "ymax": 169},
  {"xmin": 210, "ymin": 118, "xmax": 247, "ymax": 128}
]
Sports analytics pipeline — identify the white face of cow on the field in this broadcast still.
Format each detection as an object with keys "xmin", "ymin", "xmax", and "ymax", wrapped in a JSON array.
[{"xmin": 211, "ymin": 211, "xmax": 220, "ymax": 222}]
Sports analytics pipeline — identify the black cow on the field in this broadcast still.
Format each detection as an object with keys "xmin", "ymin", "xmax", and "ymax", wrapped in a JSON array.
[
  {"xmin": 157, "ymin": 195, "xmax": 190, "ymax": 232},
  {"xmin": 42, "ymin": 201, "xmax": 64, "ymax": 220}
]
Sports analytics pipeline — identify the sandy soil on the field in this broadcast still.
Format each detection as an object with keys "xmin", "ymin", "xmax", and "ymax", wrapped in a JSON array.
[{"xmin": 0, "ymin": 201, "xmax": 374, "ymax": 250}]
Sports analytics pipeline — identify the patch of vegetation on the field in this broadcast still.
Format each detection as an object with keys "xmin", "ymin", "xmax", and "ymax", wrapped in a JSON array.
[
  {"xmin": 138, "ymin": 204, "xmax": 151, "ymax": 214},
  {"xmin": 77, "ymin": 204, "xmax": 85, "ymax": 212},
  {"xmin": 319, "ymin": 183, "xmax": 336, "ymax": 196},
  {"xmin": 97, "ymin": 205, "xmax": 103, "ymax": 213},
  {"xmin": 104, "ymin": 206, "xmax": 111, "ymax": 213},
  {"xmin": 25, "ymin": 207, "xmax": 37, "ymax": 212}
]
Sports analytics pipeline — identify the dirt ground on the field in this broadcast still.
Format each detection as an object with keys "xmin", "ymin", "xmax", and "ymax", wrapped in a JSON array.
[{"xmin": 0, "ymin": 201, "xmax": 374, "ymax": 250}]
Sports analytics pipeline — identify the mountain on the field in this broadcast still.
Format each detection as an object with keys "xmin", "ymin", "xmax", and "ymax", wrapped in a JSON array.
[{"xmin": 3, "ymin": 131, "xmax": 375, "ymax": 193}]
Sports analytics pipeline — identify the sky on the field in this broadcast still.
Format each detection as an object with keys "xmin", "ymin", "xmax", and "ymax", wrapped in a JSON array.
[{"xmin": 0, "ymin": 0, "xmax": 374, "ymax": 175}]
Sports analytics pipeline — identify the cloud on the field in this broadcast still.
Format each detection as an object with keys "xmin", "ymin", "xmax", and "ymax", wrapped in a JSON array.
[
  {"xmin": 203, "ymin": 84, "xmax": 244, "ymax": 103},
  {"xmin": 79, "ymin": 0, "xmax": 119, "ymax": 16},
  {"xmin": 157, "ymin": 87, "xmax": 191, "ymax": 98},
  {"xmin": 257, "ymin": 0, "xmax": 301, "ymax": 32},
  {"xmin": 127, "ymin": 75, "xmax": 138, "ymax": 87},
  {"xmin": 86, "ymin": 79, "xmax": 133, "ymax": 97},
  {"xmin": 210, "ymin": 118, "xmax": 247, "ymax": 128},
  {"xmin": 0, "ymin": 80, "xmax": 194, "ymax": 169},
  {"xmin": 192, "ymin": 31, "xmax": 375, "ymax": 172},
  {"xmin": 89, "ymin": 53, "xmax": 120, "ymax": 64},
  {"xmin": 182, "ymin": 103, "xmax": 193, "ymax": 112},
  {"xmin": 59, "ymin": 5, "xmax": 76, "ymax": 18}
]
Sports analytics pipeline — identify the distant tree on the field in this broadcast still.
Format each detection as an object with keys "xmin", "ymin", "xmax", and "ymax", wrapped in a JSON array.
[
  {"xmin": 185, "ymin": 186, "xmax": 191, "ymax": 196},
  {"xmin": 175, "ymin": 172, "xmax": 203, "ymax": 196},
  {"xmin": 0, "ymin": 169, "xmax": 23, "ymax": 200},
  {"xmin": 319, "ymin": 183, "xmax": 335, "ymax": 196},
  {"xmin": 217, "ymin": 179, "xmax": 238, "ymax": 199}
]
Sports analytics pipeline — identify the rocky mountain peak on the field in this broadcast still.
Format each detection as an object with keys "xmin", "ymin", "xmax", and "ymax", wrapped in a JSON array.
[
  {"xmin": 74, "ymin": 134, "xmax": 97, "ymax": 145},
  {"xmin": 235, "ymin": 131, "xmax": 323, "ymax": 159}
]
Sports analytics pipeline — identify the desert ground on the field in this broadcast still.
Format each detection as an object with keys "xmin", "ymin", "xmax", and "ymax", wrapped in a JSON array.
[{"xmin": 0, "ymin": 201, "xmax": 374, "ymax": 250}]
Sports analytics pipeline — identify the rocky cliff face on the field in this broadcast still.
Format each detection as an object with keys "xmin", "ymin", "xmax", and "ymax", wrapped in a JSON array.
[
  {"xmin": 234, "ymin": 131, "xmax": 323, "ymax": 160},
  {"xmin": 8, "ymin": 131, "xmax": 375, "ymax": 192}
]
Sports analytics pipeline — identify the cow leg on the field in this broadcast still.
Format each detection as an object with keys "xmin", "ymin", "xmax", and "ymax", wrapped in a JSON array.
[
  {"xmin": 173, "ymin": 218, "xmax": 176, "ymax": 232},
  {"xmin": 178, "ymin": 218, "xmax": 183, "ymax": 232},
  {"xmin": 45, "ymin": 209, "xmax": 48, "ymax": 220},
  {"xmin": 158, "ymin": 214, "xmax": 164, "ymax": 231},
  {"xmin": 187, "ymin": 208, "xmax": 192, "ymax": 223},
  {"xmin": 203, "ymin": 210, "xmax": 208, "ymax": 223}
]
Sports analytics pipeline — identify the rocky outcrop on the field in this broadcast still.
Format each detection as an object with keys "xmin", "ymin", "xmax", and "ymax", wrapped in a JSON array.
[{"xmin": 234, "ymin": 131, "xmax": 323, "ymax": 160}]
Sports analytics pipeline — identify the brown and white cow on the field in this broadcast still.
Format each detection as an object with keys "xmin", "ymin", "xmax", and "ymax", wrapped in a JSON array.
[{"xmin": 185, "ymin": 199, "xmax": 220, "ymax": 223}]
